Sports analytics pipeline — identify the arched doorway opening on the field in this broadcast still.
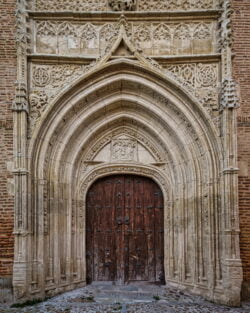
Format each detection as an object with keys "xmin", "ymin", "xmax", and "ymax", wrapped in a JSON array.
[{"xmin": 86, "ymin": 174, "xmax": 165, "ymax": 285}]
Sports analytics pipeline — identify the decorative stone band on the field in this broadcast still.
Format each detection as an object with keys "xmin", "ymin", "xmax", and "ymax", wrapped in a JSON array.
[
  {"xmin": 12, "ymin": 169, "xmax": 29, "ymax": 175},
  {"xmin": 222, "ymin": 167, "xmax": 239, "ymax": 174},
  {"xmin": 13, "ymin": 231, "xmax": 31, "ymax": 237},
  {"xmin": 35, "ymin": 0, "xmax": 215, "ymax": 12}
]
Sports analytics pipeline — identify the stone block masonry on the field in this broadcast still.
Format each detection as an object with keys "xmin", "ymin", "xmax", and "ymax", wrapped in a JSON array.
[{"xmin": 0, "ymin": 0, "xmax": 16, "ymax": 278}]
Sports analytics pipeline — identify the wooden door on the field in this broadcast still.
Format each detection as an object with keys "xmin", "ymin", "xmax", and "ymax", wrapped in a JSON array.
[{"xmin": 86, "ymin": 175, "xmax": 164, "ymax": 284}]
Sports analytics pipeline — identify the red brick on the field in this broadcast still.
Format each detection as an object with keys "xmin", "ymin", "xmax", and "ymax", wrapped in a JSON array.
[
  {"xmin": 232, "ymin": 0, "xmax": 250, "ymax": 281},
  {"xmin": 0, "ymin": 0, "xmax": 16, "ymax": 277}
]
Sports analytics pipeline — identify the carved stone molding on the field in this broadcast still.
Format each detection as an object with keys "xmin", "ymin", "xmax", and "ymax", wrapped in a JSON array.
[{"xmin": 80, "ymin": 164, "xmax": 170, "ymax": 196}]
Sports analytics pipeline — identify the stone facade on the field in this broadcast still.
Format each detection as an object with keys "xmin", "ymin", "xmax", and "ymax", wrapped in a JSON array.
[{"xmin": 0, "ymin": 0, "xmax": 249, "ymax": 307}]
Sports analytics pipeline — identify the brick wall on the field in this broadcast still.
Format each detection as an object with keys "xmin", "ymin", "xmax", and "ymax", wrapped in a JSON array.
[
  {"xmin": 232, "ymin": 0, "xmax": 250, "ymax": 290},
  {"xmin": 0, "ymin": 0, "xmax": 16, "ymax": 278}
]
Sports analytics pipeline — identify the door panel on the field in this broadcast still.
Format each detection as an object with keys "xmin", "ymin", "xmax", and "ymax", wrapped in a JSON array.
[{"xmin": 86, "ymin": 175, "xmax": 164, "ymax": 284}]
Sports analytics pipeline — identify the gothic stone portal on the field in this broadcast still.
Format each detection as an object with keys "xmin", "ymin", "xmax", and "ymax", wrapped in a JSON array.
[{"xmin": 86, "ymin": 175, "xmax": 165, "ymax": 284}]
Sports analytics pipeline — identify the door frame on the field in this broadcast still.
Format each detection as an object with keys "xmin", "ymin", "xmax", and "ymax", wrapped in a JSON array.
[{"xmin": 78, "ymin": 163, "xmax": 172, "ymax": 285}]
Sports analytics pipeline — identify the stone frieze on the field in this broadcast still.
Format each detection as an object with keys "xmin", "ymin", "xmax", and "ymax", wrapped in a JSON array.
[
  {"xmin": 35, "ymin": 21, "xmax": 215, "ymax": 56},
  {"xmin": 35, "ymin": 0, "xmax": 216, "ymax": 12}
]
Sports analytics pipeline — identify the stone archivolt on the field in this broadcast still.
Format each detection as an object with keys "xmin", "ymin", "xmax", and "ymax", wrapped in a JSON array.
[{"xmin": 22, "ymin": 58, "xmax": 239, "ymax": 305}]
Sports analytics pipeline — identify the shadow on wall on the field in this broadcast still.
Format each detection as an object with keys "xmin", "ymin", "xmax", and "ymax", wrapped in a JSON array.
[
  {"xmin": 0, "ymin": 277, "xmax": 13, "ymax": 304},
  {"xmin": 242, "ymin": 281, "xmax": 250, "ymax": 301}
]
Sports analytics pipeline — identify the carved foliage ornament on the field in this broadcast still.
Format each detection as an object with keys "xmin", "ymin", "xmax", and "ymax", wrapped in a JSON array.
[
  {"xmin": 219, "ymin": 0, "xmax": 233, "ymax": 49},
  {"xmin": 32, "ymin": 65, "xmax": 86, "ymax": 90},
  {"xmin": 109, "ymin": 0, "xmax": 136, "ymax": 11},
  {"xmin": 29, "ymin": 91, "xmax": 48, "ymax": 128},
  {"xmin": 220, "ymin": 78, "xmax": 239, "ymax": 109}
]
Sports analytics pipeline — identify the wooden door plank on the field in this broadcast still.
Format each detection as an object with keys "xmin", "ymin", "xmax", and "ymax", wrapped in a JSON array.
[
  {"xmin": 144, "ymin": 179, "xmax": 156, "ymax": 282},
  {"xmin": 124, "ymin": 176, "xmax": 134, "ymax": 282},
  {"xmin": 114, "ymin": 176, "xmax": 125, "ymax": 283},
  {"xmin": 154, "ymin": 185, "xmax": 165, "ymax": 283}
]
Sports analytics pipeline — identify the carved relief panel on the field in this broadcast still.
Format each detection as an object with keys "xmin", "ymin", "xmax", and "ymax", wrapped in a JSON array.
[
  {"xmin": 29, "ymin": 63, "xmax": 85, "ymax": 129},
  {"xmin": 111, "ymin": 138, "xmax": 137, "ymax": 161},
  {"xmin": 35, "ymin": 21, "xmax": 216, "ymax": 56},
  {"xmin": 164, "ymin": 62, "xmax": 219, "ymax": 114},
  {"xmin": 88, "ymin": 135, "xmax": 156, "ymax": 165}
]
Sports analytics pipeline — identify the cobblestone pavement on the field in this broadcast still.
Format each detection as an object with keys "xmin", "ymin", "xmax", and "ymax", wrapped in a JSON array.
[{"xmin": 0, "ymin": 283, "xmax": 249, "ymax": 313}]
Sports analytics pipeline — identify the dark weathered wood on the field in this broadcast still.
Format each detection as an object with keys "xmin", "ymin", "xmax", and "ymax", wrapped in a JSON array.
[{"xmin": 86, "ymin": 175, "xmax": 164, "ymax": 284}]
